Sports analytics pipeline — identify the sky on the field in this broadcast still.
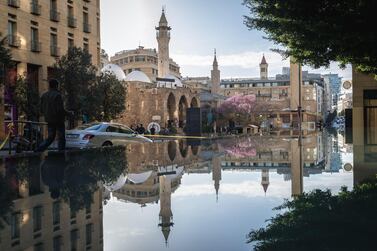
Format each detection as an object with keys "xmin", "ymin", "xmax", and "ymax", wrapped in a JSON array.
[{"xmin": 101, "ymin": 0, "xmax": 351, "ymax": 80}]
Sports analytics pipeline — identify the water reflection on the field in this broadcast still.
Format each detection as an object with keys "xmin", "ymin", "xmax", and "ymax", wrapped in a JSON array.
[
  {"xmin": 0, "ymin": 131, "xmax": 373, "ymax": 251},
  {"xmin": 0, "ymin": 147, "xmax": 126, "ymax": 251}
]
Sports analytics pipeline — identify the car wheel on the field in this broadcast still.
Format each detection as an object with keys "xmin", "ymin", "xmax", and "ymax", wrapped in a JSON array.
[{"xmin": 102, "ymin": 141, "xmax": 113, "ymax": 147}]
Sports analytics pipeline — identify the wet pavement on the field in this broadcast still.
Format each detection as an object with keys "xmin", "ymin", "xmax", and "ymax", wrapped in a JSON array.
[{"xmin": 0, "ymin": 131, "xmax": 364, "ymax": 251}]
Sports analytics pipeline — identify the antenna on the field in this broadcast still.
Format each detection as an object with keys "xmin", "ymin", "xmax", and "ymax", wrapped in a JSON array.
[{"xmin": 162, "ymin": 5, "xmax": 166, "ymax": 13}]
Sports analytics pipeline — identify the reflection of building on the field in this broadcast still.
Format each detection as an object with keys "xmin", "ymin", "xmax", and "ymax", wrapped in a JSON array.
[
  {"xmin": 0, "ymin": 166, "xmax": 103, "ymax": 251},
  {"xmin": 0, "ymin": 0, "xmax": 101, "ymax": 138},
  {"xmin": 159, "ymin": 175, "xmax": 174, "ymax": 245},
  {"xmin": 261, "ymin": 169, "xmax": 270, "ymax": 194},
  {"xmin": 212, "ymin": 156, "xmax": 222, "ymax": 201}
]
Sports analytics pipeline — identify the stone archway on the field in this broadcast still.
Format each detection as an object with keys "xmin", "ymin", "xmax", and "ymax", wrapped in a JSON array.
[
  {"xmin": 190, "ymin": 97, "xmax": 199, "ymax": 108},
  {"xmin": 167, "ymin": 93, "xmax": 176, "ymax": 126},
  {"xmin": 179, "ymin": 140, "xmax": 189, "ymax": 158},
  {"xmin": 178, "ymin": 96, "xmax": 188, "ymax": 128},
  {"xmin": 167, "ymin": 141, "xmax": 177, "ymax": 161}
]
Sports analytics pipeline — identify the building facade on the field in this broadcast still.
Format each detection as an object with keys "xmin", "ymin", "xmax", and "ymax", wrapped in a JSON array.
[{"xmin": 0, "ymin": 0, "xmax": 101, "ymax": 138}]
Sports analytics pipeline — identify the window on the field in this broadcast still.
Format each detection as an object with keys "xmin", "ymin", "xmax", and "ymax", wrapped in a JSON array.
[
  {"xmin": 119, "ymin": 126, "xmax": 135, "ymax": 134},
  {"xmin": 33, "ymin": 206, "xmax": 43, "ymax": 232},
  {"xmin": 11, "ymin": 212, "xmax": 21, "ymax": 239},
  {"xmin": 53, "ymin": 236, "xmax": 62, "ymax": 251},
  {"xmin": 86, "ymin": 224, "xmax": 93, "ymax": 245},
  {"xmin": 83, "ymin": 42, "xmax": 89, "ymax": 51},
  {"xmin": 83, "ymin": 12, "xmax": 90, "ymax": 33},
  {"xmin": 364, "ymin": 90, "xmax": 377, "ymax": 145},
  {"xmin": 106, "ymin": 126, "xmax": 118, "ymax": 133},
  {"xmin": 31, "ymin": 0, "xmax": 41, "ymax": 15},
  {"xmin": 50, "ymin": 0, "xmax": 59, "ymax": 21},
  {"xmin": 7, "ymin": 21, "xmax": 20, "ymax": 47},
  {"xmin": 70, "ymin": 229, "xmax": 79, "ymax": 251},
  {"xmin": 31, "ymin": 27, "xmax": 40, "ymax": 52},
  {"xmin": 53, "ymin": 201, "xmax": 60, "ymax": 225},
  {"xmin": 50, "ymin": 33, "xmax": 59, "ymax": 56},
  {"xmin": 68, "ymin": 38, "xmax": 74, "ymax": 48},
  {"xmin": 34, "ymin": 242, "xmax": 44, "ymax": 251},
  {"xmin": 67, "ymin": 6, "xmax": 76, "ymax": 28}
]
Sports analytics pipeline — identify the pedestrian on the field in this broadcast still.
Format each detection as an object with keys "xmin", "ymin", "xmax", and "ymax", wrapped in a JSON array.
[
  {"xmin": 35, "ymin": 79, "xmax": 73, "ymax": 152},
  {"xmin": 150, "ymin": 125, "xmax": 156, "ymax": 135},
  {"xmin": 139, "ymin": 124, "xmax": 146, "ymax": 134},
  {"xmin": 135, "ymin": 124, "xmax": 140, "ymax": 134}
]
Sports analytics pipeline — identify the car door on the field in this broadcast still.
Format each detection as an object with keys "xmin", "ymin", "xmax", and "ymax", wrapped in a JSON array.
[
  {"xmin": 117, "ymin": 125, "xmax": 137, "ymax": 144},
  {"xmin": 105, "ymin": 125, "xmax": 122, "ymax": 145}
]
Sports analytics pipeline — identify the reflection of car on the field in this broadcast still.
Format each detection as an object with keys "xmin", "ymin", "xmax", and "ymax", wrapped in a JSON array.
[{"xmin": 66, "ymin": 122, "xmax": 152, "ymax": 148}]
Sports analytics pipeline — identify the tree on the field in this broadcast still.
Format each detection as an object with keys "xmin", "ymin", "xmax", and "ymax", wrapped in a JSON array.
[
  {"xmin": 0, "ymin": 33, "xmax": 12, "ymax": 87},
  {"xmin": 247, "ymin": 178, "xmax": 377, "ymax": 251},
  {"xmin": 218, "ymin": 94, "xmax": 257, "ymax": 125},
  {"xmin": 84, "ymin": 72, "xmax": 126, "ymax": 121},
  {"xmin": 53, "ymin": 47, "xmax": 97, "ymax": 125},
  {"xmin": 13, "ymin": 75, "xmax": 40, "ymax": 121},
  {"xmin": 243, "ymin": 0, "xmax": 377, "ymax": 76}
]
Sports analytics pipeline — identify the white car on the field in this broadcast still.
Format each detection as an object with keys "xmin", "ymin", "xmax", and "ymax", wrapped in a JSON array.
[{"xmin": 66, "ymin": 122, "xmax": 152, "ymax": 148}]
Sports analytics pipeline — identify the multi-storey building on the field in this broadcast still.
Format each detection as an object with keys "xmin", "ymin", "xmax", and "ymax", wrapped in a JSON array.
[
  {"xmin": 0, "ymin": 0, "xmax": 101, "ymax": 138},
  {"xmin": 217, "ymin": 57, "xmax": 325, "ymax": 128}
]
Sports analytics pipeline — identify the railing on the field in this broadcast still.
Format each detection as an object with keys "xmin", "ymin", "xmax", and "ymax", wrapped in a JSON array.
[
  {"xmin": 83, "ymin": 22, "xmax": 91, "ymax": 33},
  {"xmin": 8, "ymin": 0, "xmax": 20, "ymax": 8},
  {"xmin": 31, "ymin": 41, "xmax": 41, "ymax": 52},
  {"xmin": 7, "ymin": 35, "xmax": 21, "ymax": 47},
  {"xmin": 30, "ymin": 1, "xmax": 41, "ymax": 15},
  {"xmin": 50, "ymin": 9, "xmax": 60, "ymax": 22},
  {"xmin": 68, "ymin": 16, "xmax": 77, "ymax": 28},
  {"xmin": 50, "ymin": 45, "xmax": 60, "ymax": 57},
  {"xmin": 4, "ymin": 120, "xmax": 48, "ymax": 153}
]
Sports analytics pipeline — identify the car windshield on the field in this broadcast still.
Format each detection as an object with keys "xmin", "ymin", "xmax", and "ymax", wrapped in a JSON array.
[{"xmin": 76, "ymin": 123, "xmax": 102, "ymax": 131}]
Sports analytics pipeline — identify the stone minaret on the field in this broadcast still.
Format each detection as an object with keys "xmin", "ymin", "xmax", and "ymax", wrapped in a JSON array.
[
  {"xmin": 261, "ymin": 169, "xmax": 270, "ymax": 194},
  {"xmin": 158, "ymin": 175, "xmax": 173, "ymax": 245},
  {"xmin": 211, "ymin": 49, "xmax": 220, "ymax": 94},
  {"xmin": 260, "ymin": 54, "xmax": 268, "ymax": 79},
  {"xmin": 156, "ymin": 8, "xmax": 171, "ymax": 78}
]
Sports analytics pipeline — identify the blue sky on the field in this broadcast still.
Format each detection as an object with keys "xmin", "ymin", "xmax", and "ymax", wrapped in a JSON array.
[{"xmin": 101, "ymin": 0, "xmax": 351, "ymax": 80}]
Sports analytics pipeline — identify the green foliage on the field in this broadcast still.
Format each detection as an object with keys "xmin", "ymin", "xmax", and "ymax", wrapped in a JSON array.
[
  {"xmin": 247, "ymin": 178, "xmax": 377, "ymax": 251},
  {"xmin": 53, "ymin": 47, "xmax": 97, "ymax": 119},
  {"xmin": 243, "ymin": 0, "xmax": 377, "ymax": 76},
  {"xmin": 84, "ymin": 72, "xmax": 126, "ymax": 121},
  {"xmin": 0, "ymin": 173, "xmax": 17, "ymax": 229},
  {"xmin": 0, "ymin": 34, "xmax": 13, "ymax": 87},
  {"xmin": 13, "ymin": 75, "xmax": 40, "ymax": 120}
]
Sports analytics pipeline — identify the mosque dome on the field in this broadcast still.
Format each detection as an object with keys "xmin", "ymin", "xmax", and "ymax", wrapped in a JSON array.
[
  {"xmin": 164, "ymin": 74, "xmax": 183, "ymax": 87},
  {"xmin": 125, "ymin": 70, "xmax": 152, "ymax": 83},
  {"xmin": 101, "ymin": 64, "xmax": 126, "ymax": 81},
  {"xmin": 104, "ymin": 174, "xmax": 127, "ymax": 192}
]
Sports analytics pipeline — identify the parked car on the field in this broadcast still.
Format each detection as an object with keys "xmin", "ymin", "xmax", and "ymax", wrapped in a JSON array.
[{"xmin": 66, "ymin": 122, "xmax": 152, "ymax": 148}]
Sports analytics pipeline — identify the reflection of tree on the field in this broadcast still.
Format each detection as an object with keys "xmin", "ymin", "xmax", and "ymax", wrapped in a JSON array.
[{"xmin": 247, "ymin": 179, "xmax": 377, "ymax": 251}]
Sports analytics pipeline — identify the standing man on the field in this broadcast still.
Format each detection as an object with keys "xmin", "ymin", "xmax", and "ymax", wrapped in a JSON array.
[{"xmin": 36, "ymin": 79, "xmax": 72, "ymax": 152}]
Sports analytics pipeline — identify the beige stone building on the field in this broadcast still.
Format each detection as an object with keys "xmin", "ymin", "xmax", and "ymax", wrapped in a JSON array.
[
  {"xmin": 218, "ymin": 57, "xmax": 325, "ymax": 129},
  {"xmin": 0, "ymin": 0, "xmax": 101, "ymax": 138},
  {"xmin": 110, "ymin": 10, "xmax": 181, "ymax": 82}
]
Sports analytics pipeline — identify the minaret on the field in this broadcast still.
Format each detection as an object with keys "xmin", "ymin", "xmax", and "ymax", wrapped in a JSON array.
[
  {"xmin": 156, "ymin": 8, "xmax": 171, "ymax": 78},
  {"xmin": 260, "ymin": 54, "xmax": 268, "ymax": 80},
  {"xmin": 261, "ymin": 169, "xmax": 270, "ymax": 195},
  {"xmin": 211, "ymin": 49, "xmax": 220, "ymax": 94},
  {"xmin": 158, "ymin": 175, "xmax": 173, "ymax": 245},
  {"xmin": 212, "ymin": 156, "xmax": 222, "ymax": 202}
]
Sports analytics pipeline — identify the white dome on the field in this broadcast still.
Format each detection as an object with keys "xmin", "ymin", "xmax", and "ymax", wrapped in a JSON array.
[
  {"xmin": 101, "ymin": 64, "xmax": 126, "ymax": 81},
  {"xmin": 125, "ymin": 70, "xmax": 152, "ymax": 83},
  {"xmin": 164, "ymin": 74, "xmax": 183, "ymax": 87},
  {"xmin": 104, "ymin": 174, "xmax": 127, "ymax": 192}
]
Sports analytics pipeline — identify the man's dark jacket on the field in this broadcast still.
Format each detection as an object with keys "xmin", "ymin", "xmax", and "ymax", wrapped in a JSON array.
[{"xmin": 40, "ymin": 89, "xmax": 66, "ymax": 124}]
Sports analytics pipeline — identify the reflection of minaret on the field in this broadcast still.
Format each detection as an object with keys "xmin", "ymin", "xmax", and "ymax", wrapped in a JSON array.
[
  {"xmin": 261, "ymin": 169, "xmax": 270, "ymax": 195},
  {"xmin": 211, "ymin": 49, "xmax": 220, "ymax": 94},
  {"xmin": 156, "ymin": 8, "xmax": 171, "ymax": 78},
  {"xmin": 158, "ymin": 175, "xmax": 173, "ymax": 245},
  {"xmin": 212, "ymin": 156, "xmax": 222, "ymax": 202},
  {"xmin": 291, "ymin": 139, "xmax": 303, "ymax": 196}
]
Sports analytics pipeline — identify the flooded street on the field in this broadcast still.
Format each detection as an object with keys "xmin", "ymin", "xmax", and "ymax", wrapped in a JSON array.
[{"xmin": 0, "ymin": 132, "xmax": 359, "ymax": 251}]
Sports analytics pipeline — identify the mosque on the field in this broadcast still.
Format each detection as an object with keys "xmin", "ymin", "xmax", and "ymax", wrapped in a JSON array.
[{"xmin": 103, "ymin": 9, "xmax": 201, "ymax": 133}]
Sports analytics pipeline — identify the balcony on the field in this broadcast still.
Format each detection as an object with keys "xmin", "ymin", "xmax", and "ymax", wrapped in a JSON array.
[
  {"xmin": 31, "ymin": 41, "xmax": 41, "ymax": 52},
  {"xmin": 50, "ymin": 45, "xmax": 60, "ymax": 57},
  {"xmin": 50, "ymin": 10, "xmax": 60, "ymax": 22},
  {"xmin": 7, "ymin": 35, "xmax": 21, "ymax": 47},
  {"xmin": 8, "ymin": 0, "xmax": 20, "ymax": 8},
  {"xmin": 83, "ymin": 22, "xmax": 91, "ymax": 33},
  {"xmin": 67, "ymin": 16, "xmax": 77, "ymax": 28},
  {"xmin": 30, "ymin": 2, "xmax": 41, "ymax": 15}
]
